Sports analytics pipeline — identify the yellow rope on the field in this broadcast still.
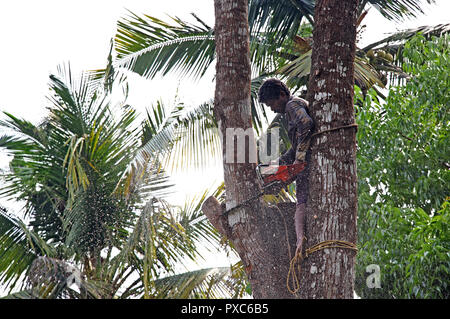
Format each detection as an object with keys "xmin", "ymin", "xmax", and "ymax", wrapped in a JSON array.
[
  {"xmin": 305, "ymin": 240, "xmax": 358, "ymax": 257},
  {"xmin": 287, "ymin": 247, "xmax": 304, "ymax": 294},
  {"xmin": 270, "ymin": 204, "xmax": 358, "ymax": 294},
  {"xmin": 287, "ymin": 239, "xmax": 358, "ymax": 294}
]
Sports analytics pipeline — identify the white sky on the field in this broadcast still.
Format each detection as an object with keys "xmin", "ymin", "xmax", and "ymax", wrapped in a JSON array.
[
  {"xmin": 0, "ymin": 0, "xmax": 216, "ymax": 124},
  {"xmin": 0, "ymin": 0, "xmax": 449, "ymax": 294}
]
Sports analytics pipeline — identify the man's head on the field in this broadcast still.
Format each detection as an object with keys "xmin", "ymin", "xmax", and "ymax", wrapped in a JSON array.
[{"xmin": 258, "ymin": 78, "xmax": 291, "ymax": 113}]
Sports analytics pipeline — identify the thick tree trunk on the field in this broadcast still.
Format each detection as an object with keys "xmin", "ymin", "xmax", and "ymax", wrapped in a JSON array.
[
  {"xmin": 208, "ymin": 0, "xmax": 297, "ymax": 298},
  {"xmin": 300, "ymin": 0, "xmax": 359, "ymax": 298}
]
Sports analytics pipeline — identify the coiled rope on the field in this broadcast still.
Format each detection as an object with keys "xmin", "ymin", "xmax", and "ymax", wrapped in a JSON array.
[{"xmin": 287, "ymin": 239, "xmax": 358, "ymax": 294}]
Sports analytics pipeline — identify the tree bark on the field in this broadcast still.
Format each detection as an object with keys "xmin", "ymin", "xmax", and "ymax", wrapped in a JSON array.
[
  {"xmin": 208, "ymin": 0, "xmax": 297, "ymax": 298},
  {"xmin": 300, "ymin": 0, "xmax": 360, "ymax": 298},
  {"xmin": 205, "ymin": 0, "xmax": 359, "ymax": 299}
]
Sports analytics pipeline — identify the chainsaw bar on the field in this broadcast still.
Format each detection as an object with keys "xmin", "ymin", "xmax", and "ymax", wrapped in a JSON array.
[
  {"xmin": 258, "ymin": 162, "xmax": 307, "ymax": 184},
  {"xmin": 223, "ymin": 162, "xmax": 307, "ymax": 216}
]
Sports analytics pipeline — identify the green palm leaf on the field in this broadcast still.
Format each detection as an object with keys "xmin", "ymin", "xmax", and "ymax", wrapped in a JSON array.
[
  {"xmin": 354, "ymin": 55, "xmax": 385, "ymax": 89},
  {"xmin": 0, "ymin": 208, "xmax": 55, "ymax": 291},
  {"xmin": 249, "ymin": 0, "xmax": 314, "ymax": 47},
  {"xmin": 366, "ymin": 0, "xmax": 436, "ymax": 21},
  {"xmin": 276, "ymin": 49, "xmax": 385, "ymax": 90},
  {"xmin": 360, "ymin": 23, "xmax": 450, "ymax": 86},
  {"xmin": 105, "ymin": 184, "xmax": 234, "ymax": 299},
  {"xmin": 137, "ymin": 80, "xmax": 274, "ymax": 174},
  {"xmin": 153, "ymin": 267, "xmax": 244, "ymax": 299},
  {"xmin": 1, "ymin": 290, "xmax": 35, "ymax": 299},
  {"xmin": 177, "ymin": 189, "xmax": 223, "ymax": 250},
  {"xmin": 276, "ymin": 50, "xmax": 312, "ymax": 80},
  {"xmin": 121, "ymin": 97, "xmax": 221, "ymax": 176},
  {"xmin": 115, "ymin": 11, "xmax": 215, "ymax": 80},
  {"xmin": 164, "ymin": 100, "xmax": 221, "ymax": 172},
  {"xmin": 249, "ymin": 0, "xmax": 435, "ymax": 43},
  {"xmin": 362, "ymin": 22, "xmax": 450, "ymax": 52}
]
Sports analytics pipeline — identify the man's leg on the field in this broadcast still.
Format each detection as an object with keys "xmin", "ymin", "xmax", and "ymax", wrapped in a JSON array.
[
  {"xmin": 295, "ymin": 202, "xmax": 306, "ymax": 254},
  {"xmin": 295, "ymin": 163, "xmax": 309, "ymax": 254}
]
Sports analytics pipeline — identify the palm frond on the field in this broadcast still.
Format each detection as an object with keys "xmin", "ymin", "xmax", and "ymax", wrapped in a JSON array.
[
  {"xmin": 276, "ymin": 49, "xmax": 385, "ymax": 91},
  {"xmin": 164, "ymin": 100, "xmax": 222, "ymax": 172},
  {"xmin": 156, "ymin": 88, "xmax": 273, "ymax": 172},
  {"xmin": 177, "ymin": 189, "xmax": 223, "ymax": 251},
  {"xmin": 48, "ymin": 64, "xmax": 142, "ymax": 198},
  {"xmin": 47, "ymin": 64, "xmax": 100, "ymax": 137},
  {"xmin": 276, "ymin": 50, "xmax": 312, "ymax": 81},
  {"xmin": 117, "ymin": 154, "xmax": 174, "ymax": 202},
  {"xmin": 1, "ymin": 290, "xmax": 36, "ymax": 299},
  {"xmin": 114, "ymin": 101, "xmax": 183, "ymax": 199},
  {"xmin": 354, "ymin": 55, "xmax": 385, "ymax": 89},
  {"xmin": 139, "ymin": 100, "xmax": 183, "ymax": 157},
  {"xmin": 115, "ymin": 11, "xmax": 215, "ymax": 80},
  {"xmin": 107, "ymin": 186, "xmax": 231, "ymax": 299},
  {"xmin": 361, "ymin": 23, "xmax": 449, "ymax": 86},
  {"xmin": 0, "ymin": 113, "xmax": 47, "ymax": 147},
  {"xmin": 366, "ymin": 0, "xmax": 436, "ymax": 22},
  {"xmin": 362, "ymin": 22, "xmax": 450, "ymax": 52},
  {"xmin": 25, "ymin": 256, "xmax": 108, "ymax": 299},
  {"xmin": 0, "ymin": 208, "xmax": 55, "ymax": 291},
  {"xmin": 110, "ymin": 197, "xmax": 191, "ymax": 277},
  {"xmin": 249, "ymin": 0, "xmax": 314, "ymax": 47},
  {"xmin": 153, "ymin": 267, "xmax": 245, "ymax": 298},
  {"xmin": 122, "ymin": 98, "xmax": 220, "ymax": 177},
  {"xmin": 87, "ymin": 39, "xmax": 128, "ymax": 96}
]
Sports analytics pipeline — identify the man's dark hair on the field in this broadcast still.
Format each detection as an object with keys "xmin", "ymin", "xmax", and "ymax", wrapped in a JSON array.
[{"xmin": 258, "ymin": 78, "xmax": 291, "ymax": 103}]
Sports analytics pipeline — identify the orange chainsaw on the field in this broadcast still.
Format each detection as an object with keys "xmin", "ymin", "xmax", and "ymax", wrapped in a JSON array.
[
  {"xmin": 256, "ymin": 162, "xmax": 307, "ymax": 188},
  {"xmin": 223, "ymin": 162, "xmax": 307, "ymax": 216}
]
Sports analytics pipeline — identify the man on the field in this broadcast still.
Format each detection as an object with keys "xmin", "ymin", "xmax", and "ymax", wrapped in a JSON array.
[{"xmin": 258, "ymin": 78, "xmax": 313, "ymax": 254}]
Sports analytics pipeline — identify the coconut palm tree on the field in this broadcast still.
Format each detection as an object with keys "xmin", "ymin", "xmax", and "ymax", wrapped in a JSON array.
[
  {"xmin": 0, "ymin": 55, "xmax": 245, "ymax": 298},
  {"xmin": 112, "ymin": 0, "xmax": 448, "ymax": 169},
  {"xmin": 114, "ymin": 0, "xmax": 441, "ymax": 99}
]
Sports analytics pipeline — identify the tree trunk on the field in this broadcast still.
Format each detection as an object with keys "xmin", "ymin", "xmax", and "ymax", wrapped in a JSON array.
[
  {"xmin": 300, "ymin": 0, "xmax": 360, "ymax": 298},
  {"xmin": 207, "ymin": 0, "xmax": 297, "ymax": 298},
  {"xmin": 205, "ymin": 0, "xmax": 359, "ymax": 299}
]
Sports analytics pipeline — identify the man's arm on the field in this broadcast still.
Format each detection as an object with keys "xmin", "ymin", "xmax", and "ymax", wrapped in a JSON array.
[
  {"xmin": 286, "ymin": 100, "xmax": 313, "ymax": 163},
  {"xmin": 278, "ymin": 147, "xmax": 295, "ymax": 165}
]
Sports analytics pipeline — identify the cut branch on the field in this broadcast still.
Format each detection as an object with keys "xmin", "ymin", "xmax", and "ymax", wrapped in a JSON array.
[{"xmin": 202, "ymin": 196, "xmax": 231, "ymax": 238}]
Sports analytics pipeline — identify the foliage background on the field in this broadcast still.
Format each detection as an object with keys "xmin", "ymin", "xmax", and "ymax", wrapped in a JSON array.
[{"xmin": 355, "ymin": 34, "xmax": 449, "ymax": 298}]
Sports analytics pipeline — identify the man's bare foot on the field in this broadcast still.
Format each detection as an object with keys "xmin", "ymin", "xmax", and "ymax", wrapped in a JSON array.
[
  {"xmin": 295, "ymin": 236, "xmax": 305, "ymax": 257},
  {"xmin": 295, "ymin": 203, "xmax": 306, "ymax": 256}
]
